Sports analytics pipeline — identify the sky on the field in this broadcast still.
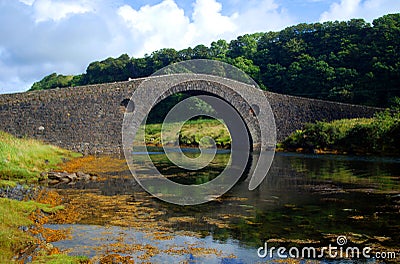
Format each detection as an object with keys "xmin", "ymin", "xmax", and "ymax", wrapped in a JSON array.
[{"xmin": 0, "ymin": 0, "xmax": 399, "ymax": 94}]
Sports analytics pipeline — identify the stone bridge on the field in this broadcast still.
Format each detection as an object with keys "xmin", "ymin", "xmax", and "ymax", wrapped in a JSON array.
[{"xmin": 0, "ymin": 76, "xmax": 379, "ymax": 154}]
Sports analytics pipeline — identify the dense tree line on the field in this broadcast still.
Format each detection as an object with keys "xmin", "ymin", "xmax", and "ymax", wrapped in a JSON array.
[{"xmin": 30, "ymin": 14, "xmax": 400, "ymax": 107}]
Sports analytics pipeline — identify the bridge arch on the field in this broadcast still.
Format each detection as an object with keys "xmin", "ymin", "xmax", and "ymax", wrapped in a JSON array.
[{"xmin": 149, "ymin": 79, "xmax": 262, "ymax": 152}]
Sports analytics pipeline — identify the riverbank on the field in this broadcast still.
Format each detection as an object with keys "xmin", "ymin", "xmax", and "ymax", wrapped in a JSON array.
[
  {"xmin": 45, "ymin": 154, "xmax": 400, "ymax": 263},
  {"xmin": 1, "ymin": 129, "xmax": 399, "ymax": 262},
  {"xmin": 0, "ymin": 191, "xmax": 84, "ymax": 263},
  {"xmin": 0, "ymin": 131, "xmax": 87, "ymax": 263},
  {"xmin": 143, "ymin": 112, "xmax": 400, "ymax": 157},
  {"xmin": 280, "ymin": 110, "xmax": 400, "ymax": 156},
  {"xmin": 143, "ymin": 119, "xmax": 231, "ymax": 148},
  {"xmin": 0, "ymin": 131, "xmax": 81, "ymax": 186}
]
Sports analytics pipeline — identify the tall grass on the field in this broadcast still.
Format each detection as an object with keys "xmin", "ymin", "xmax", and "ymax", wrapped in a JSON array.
[
  {"xmin": 281, "ymin": 110, "xmax": 400, "ymax": 155},
  {"xmin": 0, "ymin": 131, "xmax": 81, "ymax": 182}
]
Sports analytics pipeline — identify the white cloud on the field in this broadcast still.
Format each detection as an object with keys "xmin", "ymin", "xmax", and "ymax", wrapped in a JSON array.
[
  {"xmin": 0, "ymin": 0, "xmax": 113, "ymax": 94},
  {"xmin": 118, "ymin": 0, "xmax": 194, "ymax": 54},
  {"xmin": 192, "ymin": 0, "xmax": 237, "ymax": 36},
  {"xmin": 117, "ymin": 0, "xmax": 240, "ymax": 55},
  {"xmin": 320, "ymin": 0, "xmax": 400, "ymax": 22},
  {"xmin": 19, "ymin": 0, "xmax": 35, "ymax": 5},
  {"xmin": 0, "ymin": 0, "xmax": 294, "ymax": 94},
  {"xmin": 233, "ymin": 0, "xmax": 294, "ymax": 33},
  {"xmin": 117, "ymin": 0, "xmax": 292, "ymax": 56},
  {"xmin": 32, "ymin": 0, "xmax": 95, "ymax": 23}
]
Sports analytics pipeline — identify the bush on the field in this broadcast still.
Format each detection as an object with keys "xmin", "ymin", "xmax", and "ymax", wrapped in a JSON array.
[{"xmin": 281, "ymin": 110, "xmax": 400, "ymax": 155}]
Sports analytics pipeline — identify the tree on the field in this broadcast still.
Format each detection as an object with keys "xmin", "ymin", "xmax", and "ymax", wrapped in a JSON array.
[
  {"xmin": 228, "ymin": 33, "xmax": 261, "ymax": 59},
  {"xmin": 210, "ymin": 39, "xmax": 229, "ymax": 59},
  {"xmin": 261, "ymin": 63, "xmax": 287, "ymax": 92},
  {"xmin": 229, "ymin": 56, "xmax": 260, "ymax": 81},
  {"xmin": 83, "ymin": 54, "xmax": 133, "ymax": 84},
  {"xmin": 29, "ymin": 13, "xmax": 400, "ymax": 108},
  {"xmin": 29, "ymin": 73, "xmax": 74, "ymax": 91},
  {"xmin": 192, "ymin": 44, "xmax": 210, "ymax": 59}
]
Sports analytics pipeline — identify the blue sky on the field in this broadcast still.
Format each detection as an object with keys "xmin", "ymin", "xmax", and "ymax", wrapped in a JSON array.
[{"xmin": 0, "ymin": 0, "xmax": 399, "ymax": 94}]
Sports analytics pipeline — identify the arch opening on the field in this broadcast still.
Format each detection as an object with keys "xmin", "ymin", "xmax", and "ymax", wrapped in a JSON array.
[
  {"xmin": 143, "ymin": 89, "xmax": 255, "ymax": 185},
  {"xmin": 150, "ymin": 79, "xmax": 262, "ymax": 152}
]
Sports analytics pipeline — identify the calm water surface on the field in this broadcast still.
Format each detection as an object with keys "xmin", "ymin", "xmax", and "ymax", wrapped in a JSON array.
[{"xmin": 49, "ymin": 151, "xmax": 400, "ymax": 263}]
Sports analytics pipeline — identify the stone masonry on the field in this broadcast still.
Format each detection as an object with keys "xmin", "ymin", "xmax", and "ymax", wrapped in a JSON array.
[{"xmin": 0, "ymin": 77, "xmax": 379, "ymax": 154}]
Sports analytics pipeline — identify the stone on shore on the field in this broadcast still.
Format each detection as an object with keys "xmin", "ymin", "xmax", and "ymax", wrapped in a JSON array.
[{"xmin": 42, "ymin": 171, "xmax": 97, "ymax": 184}]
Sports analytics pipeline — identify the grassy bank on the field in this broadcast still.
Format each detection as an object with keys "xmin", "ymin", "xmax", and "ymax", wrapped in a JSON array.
[
  {"xmin": 280, "ymin": 110, "xmax": 400, "ymax": 155},
  {"xmin": 0, "ymin": 131, "xmax": 86, "ymax": 263},
  {"xmin": 143, "ymin": 119, "xmax": 231, "ymax": 148},
  {"xmin": 0, "ymin": 194, "xmax": 88, "ymax": 264},
  {"xmin": 143, "ymin": 112, "xmax": 400, "ymax": 156},
  {"xmin": 0, "ymin": 198, "xmax": 62, "ymax": 262},
  {"xmin": 0, "ymin": 131, "xmax": 81, "ymax": 184}
]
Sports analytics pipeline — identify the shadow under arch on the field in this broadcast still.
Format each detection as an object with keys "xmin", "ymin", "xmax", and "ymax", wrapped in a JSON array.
[{"xmin": 149, "ymin": 79, "xmax": 262, "ymax": 153}]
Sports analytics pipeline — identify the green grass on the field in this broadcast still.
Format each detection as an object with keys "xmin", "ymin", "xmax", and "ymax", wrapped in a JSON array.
[
  {"xmin": 31, "ymin": 254, "xmax": 89, "ymax": 264},
  {"xmin": 0, "ymin": 131, "xmax": 85, "ymax": 262},
  {"xmin": 142, "ymin": 112, "xmax": 400, "ymax": 155},
  {"xmin": 0, "ymin": 179, "xmax": 17, "ymax": 188},
  {"xmin": 0, "ymin": 131, "xmax": 81, "ymax": 183},
  {"xmin": 281, "ymin": 110, "xmax": 400, "ymax": 155},
  {"xmin": 143, "ymin": 118, "xmax": 232, "ymax": 148},
  {"xmin": 0, "ymin": 198, "xmax": 64, "ymax": 262},
  {"xmin": 0, "ymin": 197, "xmax": 85, "ymax": 263}
]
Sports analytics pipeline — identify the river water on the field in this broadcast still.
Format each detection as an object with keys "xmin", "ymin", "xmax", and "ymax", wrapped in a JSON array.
[{"xmin": 48, "ymin": 151, "xmax": 400, "ymax": 263}]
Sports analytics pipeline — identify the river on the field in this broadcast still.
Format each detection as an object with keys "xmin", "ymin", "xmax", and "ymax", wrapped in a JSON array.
[{"xmin": 47, "ymin": 151, "xmax": 400, "ymax": 263}]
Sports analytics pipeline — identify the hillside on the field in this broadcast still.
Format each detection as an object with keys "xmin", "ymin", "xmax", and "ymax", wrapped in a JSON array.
[{"xmin": 30, "ymin": 14, "xmax": 400, "ymax": 108}]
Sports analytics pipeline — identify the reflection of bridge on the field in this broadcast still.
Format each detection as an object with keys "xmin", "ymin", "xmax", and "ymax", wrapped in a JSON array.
[{"xmin": 0, "ymin": 77, "xmax": 378, "ymax": 154}]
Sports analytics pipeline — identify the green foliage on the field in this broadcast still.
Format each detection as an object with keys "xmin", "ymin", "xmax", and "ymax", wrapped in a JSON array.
[
  {"xmin": 282, "ymin": 107, "xmax": 400, "ymax": 155},
  {"xmin": 30, "ymin": 14, "xmax": 400, "ymax": 107},
  {"xmin": 0, "ymin": 198, "xmax": 64, "ymax": 262},
  {"xmin": 29, "ymin": 73, "xmax": 74, "ymax": 91},
  {"xmin": 83, "ymin": 54, "xmax": 134, "ymax": 84},
  {"xmin": 0, "ymin": 131, "xmax": 81, "ymax": 182},
  {"xmin": 146, "ymin": 93, "xmax": 190, "ymax": 124},
  {"xmin": 210, "ymin": 39, "xmax": 229, "ymax": 59},
  {"xmin": 146, "ymin": 93, "xmax": 217, "ymax": 124},
  {"xmin": 389, "ymin": 96, "xmax": 400, "ymax": 111},
  {"xmin": 226, "ymin": 56, "xmax": 260, "ymax": 80}
]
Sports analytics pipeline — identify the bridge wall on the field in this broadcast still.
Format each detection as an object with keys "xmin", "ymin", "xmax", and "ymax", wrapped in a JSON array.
[{"xmin": 0, "ymin": 79, "xmax": 378, "ymax": 154}]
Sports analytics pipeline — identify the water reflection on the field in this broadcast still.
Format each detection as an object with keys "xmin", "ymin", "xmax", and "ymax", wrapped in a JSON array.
[{"xmin": 52, "ymin": 152, "xmax": 400, "ymax": 262}]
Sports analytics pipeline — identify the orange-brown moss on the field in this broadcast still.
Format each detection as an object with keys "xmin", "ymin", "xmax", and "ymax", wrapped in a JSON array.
[
  {"xmin": 15, "ymin": 189, "xmax": 76, "ymax": 261},
  {"xmin": 60, "ymin": 156, "xmax": 128, "ymax": 175},
  {"xmin": 35, "ymin": 189, "xmax": 63, "ymax": 206},
  {"xmin": 50, "ymin": 203, "xmax": 82, "ymax": 224},
  {"xmin": 97, "ymin": 254, "xmax": 135, "ymax": 264}
]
